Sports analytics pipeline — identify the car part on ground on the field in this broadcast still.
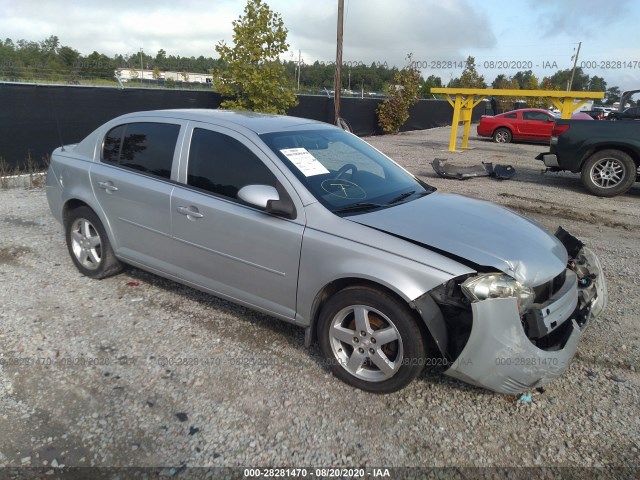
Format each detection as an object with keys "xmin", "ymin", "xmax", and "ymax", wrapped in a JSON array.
[{"xmin": 431, "ymin": 158, "xmax": 515, "ymax": 180}]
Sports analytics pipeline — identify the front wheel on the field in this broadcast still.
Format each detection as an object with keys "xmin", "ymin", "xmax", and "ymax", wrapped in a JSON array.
[
  {"xmin": 581, "ymin": 150, "xmax": 636, "ymax": 197},
  {"xmin": 493, "ymin": 128, "xmax": 512, "ymax": 144},
  {"xmin": 64, "ymin": 206, "xmax": 122, "ymax": 279},
  {"xmin": 317, "ymin": 286, "xmax": 427, "ymax": 393}
]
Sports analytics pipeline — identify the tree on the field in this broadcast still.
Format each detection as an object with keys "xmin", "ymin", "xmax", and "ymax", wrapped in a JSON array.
[
  {"xmin": 152, "ymin": 66, "xmax": 161, "ymax": 80},
  {"xmin": 548, "ymin": 68, "xmax": 589, "ymax": 91},
  {"xmin": 213, "ymin": 0, "xmax": 297, "ymax": 114},
  {"xmin": 512, "ymin": 70, "xmax": 535, "ymax": 90},
  {"xmin": 456, "ymin": 56, "xmax": 486, "ymax": 89},
  {"xmin": 420, "ymin": 75, "xmax": 442, "ymax": 98},
  {"xmin": 155, "ymin": 49, "xmax": 167, "ymax": 69},
  {"xmin": 491, "ymin": 74, "xmax": 518, "ymax": 90},
  {"xmin": 605, "ymin": 86, "xmax": 621, "ymax": 105},
  {"xmin": 489, "ymin": 74, "xmax": 519, "ymax": 111},
  {"xmin": 377, "ymin": 54, "xmax": 422, "ymax": 134},
  {"xmin": 588, "ymin": 76, "xmax": 607, "ymax": 93}
]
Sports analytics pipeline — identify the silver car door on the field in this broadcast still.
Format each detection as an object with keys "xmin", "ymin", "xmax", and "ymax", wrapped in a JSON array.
[
  {"xmin": 90, "ymin": 119, "xmax": 185, "ymax": 274},
  {"xmin": 170, "ymin": 123, "xmax": 305, "ymax": 320}
]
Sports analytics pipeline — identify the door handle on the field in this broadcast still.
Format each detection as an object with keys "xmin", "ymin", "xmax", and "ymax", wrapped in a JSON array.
[
  {"xmin": 177, "ymin": 206, "xmax": 204, "ymax": 219},
  {"xmin": 98, "ymin": 181, "xmax": 118, "ymax": 192}
]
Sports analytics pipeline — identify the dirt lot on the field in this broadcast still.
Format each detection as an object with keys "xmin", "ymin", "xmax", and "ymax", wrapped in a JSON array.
[{"xmin": 0, "ymin": 127, "xmax": 639, "ymax": 474}]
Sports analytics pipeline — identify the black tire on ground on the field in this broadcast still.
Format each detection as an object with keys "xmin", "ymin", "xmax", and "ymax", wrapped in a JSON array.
[
  {"xmin": 317, "ymin": 286, "xmax": 427, "ymax": 394},
  {"xmin": 64, "ymin": 206, "xmax": 123, "ymax": 279},
  {"xmin": 580, "ymin": 150, "xmax": 636, "ymax": 197},
  {"xmin": 493, "ymin": 127, "xmax": 512, "ymax": 144}
]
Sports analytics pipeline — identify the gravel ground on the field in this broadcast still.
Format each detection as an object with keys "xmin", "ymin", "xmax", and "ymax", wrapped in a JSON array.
[{"xmin": 0, "ymin": 127, "xmax": 639, "ymax": 472}]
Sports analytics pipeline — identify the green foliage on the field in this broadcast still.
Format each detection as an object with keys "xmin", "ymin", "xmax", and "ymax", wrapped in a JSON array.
[
  {"xmin": 545, "ymin": 67, "xmax": 589, "ymax": 91},
  {"xmin": 512, "ymin": 70, "xmax": 535, "ymax": 89},
  {"xmin": 213, "ymin": 0, "xmax": 297, "ymax": 114},
  {"xmin": 605, "ymin": 86, "xmax": 621, "ymax": 105},
  {"xmin": 377, "ymin": 54, "xmax": 422, "ymax": 134},
  {"xmin": 449, "ymin": 56, "xmax": 486, "ymax": 89},
  {"xmin": 420, "ymin": 75, "xmax": 443, "ymax": 98},
  {"xmin": 588, "ymin": 75, "xmax": 607, "ymax": 92}
]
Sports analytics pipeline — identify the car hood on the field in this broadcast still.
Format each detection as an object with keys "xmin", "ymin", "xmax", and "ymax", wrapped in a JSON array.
[{"xmin": 349, "ymin": 192, "xmax": 568, "ymax": 286}]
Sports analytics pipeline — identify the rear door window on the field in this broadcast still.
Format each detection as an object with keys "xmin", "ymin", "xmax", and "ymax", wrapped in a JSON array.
[{"xmin": 101, "ymin": 122, "xmax": 180, "ymax": 179}]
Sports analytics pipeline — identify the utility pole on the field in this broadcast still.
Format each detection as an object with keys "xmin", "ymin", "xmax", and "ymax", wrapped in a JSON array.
[
  {"xmin": 297, "ymin": 49, "xmax": 301, "ymax": 91},
  {"xmin": 567, "ymin": 42, "xmax": 581, "ymax": 91},
  {"xmin": 334, "ymin": 0, "xmax": 344, "ymax": 124},
  {"xmin": 140, "ymin": 48, "xmax": 144, "ymax": 85}
]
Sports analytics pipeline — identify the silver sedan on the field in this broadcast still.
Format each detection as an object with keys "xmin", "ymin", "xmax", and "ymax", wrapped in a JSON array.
[{"xmin": 46, "ymin": 109, "xmax": 607, "ymax": 394}]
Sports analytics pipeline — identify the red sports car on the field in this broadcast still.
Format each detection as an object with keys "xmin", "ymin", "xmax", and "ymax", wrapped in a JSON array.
[{"xmin": 477, "ymin": 108, "xmax": 591, "ymax": 144}]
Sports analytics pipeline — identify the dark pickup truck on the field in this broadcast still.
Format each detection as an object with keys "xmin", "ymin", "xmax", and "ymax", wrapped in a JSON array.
[{"xmin": 536, "ymin": 119, "xmax": 640, "ymax": 197}]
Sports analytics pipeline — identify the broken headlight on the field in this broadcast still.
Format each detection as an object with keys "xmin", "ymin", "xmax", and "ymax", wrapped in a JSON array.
[{"xmin": 461, "ymin": 273, "xmax": 535, "ymax": 314}]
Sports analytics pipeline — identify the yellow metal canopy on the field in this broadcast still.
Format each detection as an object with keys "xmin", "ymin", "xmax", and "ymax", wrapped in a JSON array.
[{"xmin": 430, "ymin": 88, "xmax": 605, "ymax": 152}]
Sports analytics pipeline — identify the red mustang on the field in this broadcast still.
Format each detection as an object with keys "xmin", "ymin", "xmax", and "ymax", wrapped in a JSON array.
[{"xmin": 477, "ymin": 108, "xmax": 591, "ymax": 144}]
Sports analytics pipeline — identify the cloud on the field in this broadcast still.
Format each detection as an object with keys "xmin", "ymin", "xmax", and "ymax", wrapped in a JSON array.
[
  {"xmin": 281, "ymin": 0, "xmax": 496, "ymax": 67},
  {"xmin": 528, "ymin": 0, "xmax": 633, "ymax": 36},
  {"xmin": 0, "ymin": 0, "xmax": 237, "ymax": 57},
  {"xmin": 0, "ymin": 0, "xmax": 496, "ymax": 67}
]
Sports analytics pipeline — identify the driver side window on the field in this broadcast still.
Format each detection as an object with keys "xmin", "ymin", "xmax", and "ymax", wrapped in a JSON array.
[{"xmin": 187, "ymin": 128, "xmax": 277, "ymax": 200}]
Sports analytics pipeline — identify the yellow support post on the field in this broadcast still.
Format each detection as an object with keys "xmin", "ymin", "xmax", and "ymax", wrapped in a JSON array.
[
  {"xmin": 447, "ymin": 95, "xmax": 463, "ymax": 152},
  {"xmin": 460, "ymin": 96, "xmax": 485, "ymax": 150},
  {"xmin": 431, "ymin": 88, "xmax": 604, "ymax": 152}
]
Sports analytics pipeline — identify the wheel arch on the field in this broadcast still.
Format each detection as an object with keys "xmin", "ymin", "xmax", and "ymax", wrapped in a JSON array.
[
  {"xmin": 493, "ymin": 125, "xmax": 513, "ymax": 136},
  {"xmin": 579, "ymin": 144, "xmax": 640, "ymax": 171},
  {"xmin": 62, "ymin": 198, "xmax": 92, "ymax": 223},
  {"xmin": 62, "ymin": 198, "xmax": 118, "ymax": 250},
  {"xmin": 305, "ymin": 277, "xmax": 435, "ymax": 348}
]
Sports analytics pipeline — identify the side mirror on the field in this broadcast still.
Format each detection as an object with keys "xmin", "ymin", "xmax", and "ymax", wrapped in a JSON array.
[{"xmin": 237, "ymin": 184, "xmax": 296, "ymax": 219}]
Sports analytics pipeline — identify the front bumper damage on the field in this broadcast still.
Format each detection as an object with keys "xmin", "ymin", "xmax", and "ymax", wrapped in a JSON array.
[
  {"xmin": 440, "ymin": 233, "xmax": 607, "ymax": 394},
  {"xmin": 445, "ymin": 294, "xmax": 581, "ymax": 394}
]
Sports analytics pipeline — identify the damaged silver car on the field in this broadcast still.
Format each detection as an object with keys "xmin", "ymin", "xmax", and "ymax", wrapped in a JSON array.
[{"xmin": 46, "ymin": 109, "xmax": 607, "ymax": 394}]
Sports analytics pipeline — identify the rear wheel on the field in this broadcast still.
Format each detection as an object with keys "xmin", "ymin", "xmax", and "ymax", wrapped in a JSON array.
[
  {"xmin": 317, "ymin": 286, "xmax": 426, "ymax": 393},
  {"xmin": 65, "ymin": 206, "xmax": 122, "ymax": 279},
  {"xmin": 581, "ymin": 150, "xmax": 636, "ymax": 197},
  {"xmin": 493, "ymin": 128, "xmax": 512, "ymax": 144}
]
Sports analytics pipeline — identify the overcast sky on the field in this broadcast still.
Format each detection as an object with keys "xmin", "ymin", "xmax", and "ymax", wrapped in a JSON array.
[{"xmin": 1, "ymin": 0, "xmax": 638, "ymax": 90}]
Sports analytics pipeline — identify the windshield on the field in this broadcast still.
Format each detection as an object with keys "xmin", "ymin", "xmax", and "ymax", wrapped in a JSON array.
[{"xmin": 260, "ymin": 129, "xmax": 434, "ymax": 214}]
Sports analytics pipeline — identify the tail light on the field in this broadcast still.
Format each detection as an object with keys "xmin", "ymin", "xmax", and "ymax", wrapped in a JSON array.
[{"xmin": 552, "ymin": 124, "xmax": 570, "ymax": 136}]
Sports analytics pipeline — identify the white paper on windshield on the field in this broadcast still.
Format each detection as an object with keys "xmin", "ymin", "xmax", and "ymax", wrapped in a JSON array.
[{"xmin": 280, "ymin": 148, "xmax": 330, "ymax": 177}]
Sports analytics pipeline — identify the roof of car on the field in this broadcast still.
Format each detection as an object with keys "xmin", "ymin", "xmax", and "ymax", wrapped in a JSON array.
[
  {"xmin": 120, "ymin": 109, "xmax": 331, "ymax": 134},
  {"xmin": 498, "ymin": 108, "xmax": 552, "ymax": 116}
]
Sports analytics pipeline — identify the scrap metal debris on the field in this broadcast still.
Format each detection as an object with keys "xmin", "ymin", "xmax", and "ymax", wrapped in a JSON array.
[
  {"xmin": 432, "ymin": 158, "xmax": 515, "ymax": 180},
  {"xmin": 518, "ymin": 393, "xmax": 533, "ymax": 404}
]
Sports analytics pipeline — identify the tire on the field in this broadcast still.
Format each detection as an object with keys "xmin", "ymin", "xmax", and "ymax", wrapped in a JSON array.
[
  {"xmin": 64, "ymin": 206, "xmax": 122, "ymax": 279},
  {"xmin": 580, "ymin": 150, "xmax": 636, "ymax": 197},
  {"xmin": 317, "ymin": 286, "xmax": 426, "ymax": 393},
  {"xmin": 493, "ymin": 128, "xmax": 512, "ymax": 144}
]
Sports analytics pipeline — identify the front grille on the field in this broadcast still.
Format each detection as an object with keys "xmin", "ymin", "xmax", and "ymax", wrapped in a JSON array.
[{"xmin": 533, "ymin": 270, "xmax": 567, "ymax": 304}]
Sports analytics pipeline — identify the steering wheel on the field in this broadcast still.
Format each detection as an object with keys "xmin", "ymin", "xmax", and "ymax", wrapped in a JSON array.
[{"xmin": 335, "ymin": 163, "xmax": 358, "ymax": 179}]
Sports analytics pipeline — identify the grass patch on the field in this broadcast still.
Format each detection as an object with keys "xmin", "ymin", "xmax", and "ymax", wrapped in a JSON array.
[{"xmin": 0, "ymin": 152, "xmax": 50, "ymax": 189}]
